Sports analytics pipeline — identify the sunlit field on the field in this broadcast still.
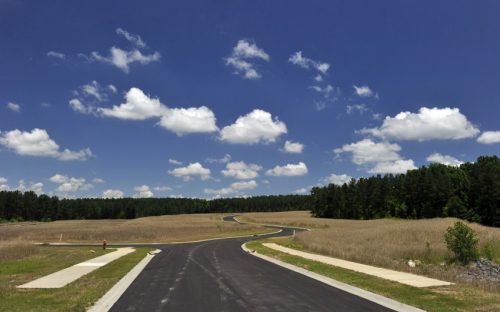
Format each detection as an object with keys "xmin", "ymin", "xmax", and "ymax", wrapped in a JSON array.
[
  {"xmin": 0, "ymin": 213, "xmax": 268, "ymax": 245},
  {"xmin": 242, "ymin": 211, "xmax": 500, "ymax": 291}
]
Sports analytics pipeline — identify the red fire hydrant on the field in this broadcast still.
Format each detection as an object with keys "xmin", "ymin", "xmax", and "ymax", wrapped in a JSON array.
[{"xmin": 102, "ymin": 239, "xmax": 107, "ymax": 250}]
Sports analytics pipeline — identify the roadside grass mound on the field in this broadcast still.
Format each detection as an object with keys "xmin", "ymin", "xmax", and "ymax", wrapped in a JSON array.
[
  {"xmin": 247, "ymin": 240, "xmax": 500, "ymax": 312},
  {"xmin": 0, "ymin": 213, "xmax": 271, "ymax": 244},
  {"xmin": 242, "ymin": 211, "xmax": 500, "ymax": 292},
  {"xmin": 0, "ymin": 246, "xmax": 151, "ymax": 312}
]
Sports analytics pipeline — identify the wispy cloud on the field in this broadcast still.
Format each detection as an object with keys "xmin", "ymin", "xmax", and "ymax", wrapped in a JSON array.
[
  {"xmin": 225, "ymin": 39, "xmax": 270, "ymax": 79},
  {"xmin": 346, "ymin": 104, "xmax": 368, "ymax": 115},
  {"xmin": 288, "ymin": 51, "xmax": 330, "ymax": 74},
  {"xmin": 169, "ymin": 159, "xmax": 183, "ymax": 165},
  {"xmin": 47, "ymin": 51, "xmax": 65, "ymax": 59},
  {"xmin": 91, "ymin": 47, "xmax": 160, "ymax": 73},
  {"xmin": 206, "ymin": 154, "xmax": 232, "ymax": 164},
  {"xmin": 116, "ymin": 28, "xmax": 147, "ymax": 48}
]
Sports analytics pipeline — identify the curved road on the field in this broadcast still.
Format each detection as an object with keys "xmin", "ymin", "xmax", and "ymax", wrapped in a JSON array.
[{"xmin": 109, "ymin": 216, "xmax": 393, "ymax": 312}]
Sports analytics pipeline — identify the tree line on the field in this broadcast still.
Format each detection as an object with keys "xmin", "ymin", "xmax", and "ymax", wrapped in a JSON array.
[
  {"xmin": 0, "ymin": 192, "xmax": 313, "ymax": 222},
  {"xmin": 1, "ymin": 155, "xmax": 498, "ymax": 227},
  {"xmin": 311, "ymin": 156, "xmax": 500, "ymax": 227}
]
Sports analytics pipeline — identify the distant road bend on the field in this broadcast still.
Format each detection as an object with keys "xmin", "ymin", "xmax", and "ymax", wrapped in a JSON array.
[{"xmin": 109, "ymin": 216, "xmax": 393, "ymax": 312}]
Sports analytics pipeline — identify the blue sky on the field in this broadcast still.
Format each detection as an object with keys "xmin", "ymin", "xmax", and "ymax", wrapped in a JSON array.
[{"xmin": 1, "ymin": 0, "xmax": 499, "ymax": 199}]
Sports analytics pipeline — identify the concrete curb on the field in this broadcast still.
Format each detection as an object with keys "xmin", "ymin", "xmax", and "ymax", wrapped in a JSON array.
[
  {"xmin": 88, "ymin": 249, "xmax": 161, "ymax": 312},
  {"xmin": 241, "ymin": 243, "xmax": 425, "ymax": 312}
]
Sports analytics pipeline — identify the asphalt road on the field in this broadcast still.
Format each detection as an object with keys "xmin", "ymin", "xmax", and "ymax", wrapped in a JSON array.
[{"xmin": 109, "ymin": 216, "xmax": 393, "ymax": 312}]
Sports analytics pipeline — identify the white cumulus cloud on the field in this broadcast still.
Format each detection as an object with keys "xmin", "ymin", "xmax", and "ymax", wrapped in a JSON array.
[
  {"xmin": 49, "ymin": 174, "xmax": 68, "ymax": 184},
  {"xmin": 220, "ymin": 109, "xmax": 287, "ymax": 144},
  {"xmin": 98, "ymin": 87, "xmax": 219, "ymax": 136},
  {"xmin": 426, "ymin": 153, "xmax": 464, "ymax": 166},
  {"xmin": 266, "ymin": 162, "xmax": 308, "ymax": 177},
  {"xmin": 360, "ymin": 107, "xmax": 480, "ymax": 141},
  {"xmin": 49, "ymin": 174, "xmax": 92, "ymax": 193},
  {"xmin": 102, "ymin": 189, "xmax": 124, "ymax": 199},
  {"xmin": 334, "ymin": 139, "xmax": 401, "ymax": 165},
  {"xmin": 226, "ymin": 39, "xmax": 270, "ymax": 79},
  {"xmin": 29, "ymin": 182, "xmax": 44, "ymax": 195},
  {"xmin": 221, "ymin": 161, "xmax": 262, "ymax": 180},
  {"xmin": 0, "ymin": 128, "xmax": 93, "ymax": 161},
  {"xmin": 369, "ymin": 159, "xmax": 417, "ymax": 174},
  {"xmin": 99, "ymin": 87, "xmax": 165, "ymax": 120},
  {"xmin": 283, "ymin": 140, "xmax": 304, "ymax": 154},
  {"xmin": 204, "ymin": 180, "xmax": 257, "ymax": 197},
  {"xmin": 477, "ymin": 131, "xmax": 500, "ymax": 144},
  {"xmin": 6, "ymin": 102, "xmax": 21, "ymax": 112},
  {"xmin": 322, "ymin": 173, "xmax": 353, "ymax": 186},
  {"xmin": 353, "ymin": 85, "xmax": 374, "ymax": 97},
  {"xmin": 168, "ymin": 162, "xmax": 211, "ymax": 181},
  {"xmin": 134, "ymin": 185, "xmax": 154, "ymax": 198},
  {"xmin": 158, "ymin": 106, "xmax": 218, "ymax": 136},
  {"xmin": 58, "ymin": 148, "xmax": 93, "ymax": 161},
  {"xmin": 334, "ymin": 139, "xmax": 416, "ymax": 174}
]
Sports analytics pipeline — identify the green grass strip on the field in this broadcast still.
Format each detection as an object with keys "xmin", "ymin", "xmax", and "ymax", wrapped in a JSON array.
[{"xmin": 0, "ymin": 247, "xmax": 152, "ymax": 312}]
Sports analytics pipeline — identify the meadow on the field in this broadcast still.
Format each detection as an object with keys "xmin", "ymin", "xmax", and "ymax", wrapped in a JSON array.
[
  {"xmin": 241, "ymin": 211, "xmax": 500, "ymax": 292},
  {"xmin": 0, "ymin": 213, "xmax": 269, "ymax": 311},
  {"xmin": 0, "ymin": 213, "xmax": 269, "ymax": 246}
]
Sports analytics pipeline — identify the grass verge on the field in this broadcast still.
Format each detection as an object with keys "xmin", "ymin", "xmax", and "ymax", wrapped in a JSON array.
[
  {"xmin": 242, "ymin": 212, "xmax": 500, "ymax": 292},
  {"xmin": 246, "ymin": 239, "xmax": 500, "ymax": 312},
  {"xmin": 0, "ymin": 246, "xmax": 152, "ymax": 312}
]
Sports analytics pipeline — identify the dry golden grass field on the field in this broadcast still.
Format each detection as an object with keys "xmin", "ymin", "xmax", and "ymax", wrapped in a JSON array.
[
  {"xmin": 241, "ymin": 211, "xmax": 500, "ymax": 292},
  {"xmin": 0, "ymin": 213, "xmax": 268, "ymax": 248}
]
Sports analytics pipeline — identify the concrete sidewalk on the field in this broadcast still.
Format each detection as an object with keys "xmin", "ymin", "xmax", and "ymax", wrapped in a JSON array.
[
  {"xmin": 263, "ymin": 243, "xmax": 452, "ymax": 288},
  {"xmin": 17, "ymin": 248, "xmax": 135, "ymax": 289}
]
